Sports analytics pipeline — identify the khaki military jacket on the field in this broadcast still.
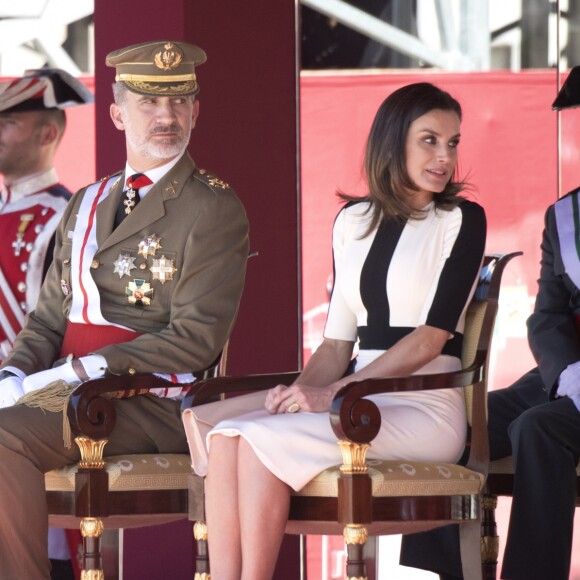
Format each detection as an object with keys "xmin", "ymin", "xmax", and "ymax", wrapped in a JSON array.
[{"xmin": 4, "ymin": 153, "xmax": 249, "ymax": 376}]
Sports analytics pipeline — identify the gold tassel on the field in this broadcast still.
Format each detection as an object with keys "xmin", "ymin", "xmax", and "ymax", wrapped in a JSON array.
[{"xmin": 17, "ymin": 380, "xmax": 76, "ymax": 448}]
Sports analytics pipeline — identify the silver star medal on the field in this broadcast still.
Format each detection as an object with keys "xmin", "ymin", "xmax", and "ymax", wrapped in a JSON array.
[{"xmin": 113, "ymin": 253, "xmax": 137, "ymax": 278}]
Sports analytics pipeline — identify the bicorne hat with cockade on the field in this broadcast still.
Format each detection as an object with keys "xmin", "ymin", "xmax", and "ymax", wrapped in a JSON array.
[
  {"xmin": 553, "ymin": 66, "xmax": 580, "ymax": 110},
  {"xmin": 0, "ymin": 68, "xmax": 94, "ymax": 114}
]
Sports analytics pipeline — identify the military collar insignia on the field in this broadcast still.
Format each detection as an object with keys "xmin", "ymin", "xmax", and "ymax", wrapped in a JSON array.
[
  {"xmin": 198, "ymin": 168, "xmax": 230, "ymax": 190},
  {"xmin": 208, "ymin": 176, "xmax": 230, "ymax": 189}
]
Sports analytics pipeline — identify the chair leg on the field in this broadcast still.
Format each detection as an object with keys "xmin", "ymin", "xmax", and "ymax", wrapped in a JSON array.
[
  {"xmin": 80, "ymin": 517, "xmax": 104, "ymax": 579},
  {"xmin": 193, "ymin": 520, "xmax": 210, "ymax": 580},
  {"xmin": 481, "ymin": 494, "xmax": 499, "ymax": 580},
  {"xmin": 343, "ymin": 524, "xmax": 368, "ymax": 580},
  {"xmin": 459, "ymin": 519, "xmax": 482, "ymax": 580}
]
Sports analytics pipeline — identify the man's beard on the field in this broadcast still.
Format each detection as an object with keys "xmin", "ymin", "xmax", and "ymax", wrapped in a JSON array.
[{"xmin": 124, "ymin": 119, "xmax": 190, "ymax": 161}]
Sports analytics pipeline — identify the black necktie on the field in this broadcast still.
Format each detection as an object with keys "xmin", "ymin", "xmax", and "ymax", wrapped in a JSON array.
[{"xmin": 114, "ymin": 173, "xmax": 152, "ymax": 228}]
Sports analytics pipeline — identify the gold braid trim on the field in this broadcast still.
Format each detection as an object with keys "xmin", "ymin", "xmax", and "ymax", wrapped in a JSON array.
[
  {"xmin": 17, "ymin": 379, "xmax": 155, "ymax": 448},
  {"xmin": 17, "ymin": 379, "xmax": 76, "ymax": 447},
  {"xmin": 81, "ymin": 571, "xmax": 104, "ymax": 580}
]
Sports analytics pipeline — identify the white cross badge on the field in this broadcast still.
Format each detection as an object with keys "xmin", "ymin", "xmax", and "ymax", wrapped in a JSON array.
[{"xmin": 150, "ymin": 255, "xmax": 177, "ymax": 284}]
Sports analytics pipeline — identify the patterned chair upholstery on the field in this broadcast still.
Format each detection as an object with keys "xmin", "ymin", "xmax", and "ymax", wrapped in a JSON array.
[
  {"xmin": 184, "ymin": 252, "xmax": 521, "ymax": 580},
  {"xmin": 45, "ymin": 358, "xmax": 224, "ymax": 579}
]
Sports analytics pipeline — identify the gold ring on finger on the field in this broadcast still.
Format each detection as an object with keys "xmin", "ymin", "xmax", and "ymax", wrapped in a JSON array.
[{"xmin": 287, "ymin": 402, "xmax": 301, "ymax": 414}]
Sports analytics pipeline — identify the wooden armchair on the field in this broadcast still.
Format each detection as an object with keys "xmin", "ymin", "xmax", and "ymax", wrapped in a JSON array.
[
  {"xmin": 45, "ymin": 355, "xmax": 225, "ymax": 579},
  {"xmin": 183, "ymin": 252, "xmax": 521, "ymax": 580}
]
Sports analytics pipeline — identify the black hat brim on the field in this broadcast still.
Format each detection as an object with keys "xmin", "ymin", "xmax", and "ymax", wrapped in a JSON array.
[{"xmin": 553, "ymin": 67, "xmax": 580, "ymax": 110}]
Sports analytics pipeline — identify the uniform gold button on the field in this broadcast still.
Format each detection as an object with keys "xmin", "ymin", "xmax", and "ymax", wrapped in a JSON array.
[
  {"xmin": 63, "ymin": 258, "xmax": 71, "ymax": 265},
  {"xmin": 139, "ymin": 263, "xmax": 147, "ymax": 270},
  {"xmin": 91, "ymin": 259, "xmax": 100, "ymax": 268},
  {"xmin": 128, "ymin": 367, "xmax": 137, "ymax": 375}
]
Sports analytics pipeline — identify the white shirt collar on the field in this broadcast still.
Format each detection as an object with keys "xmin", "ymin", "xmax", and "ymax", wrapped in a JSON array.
[{"xmin": 123, "ymin": 154, "xmax": 183, "ymax": 199}]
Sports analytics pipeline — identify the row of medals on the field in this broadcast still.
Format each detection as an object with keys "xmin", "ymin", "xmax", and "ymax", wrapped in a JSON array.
[{"xmin": 60, "ymin": 234, "xmax": 176, "ymax": 308}]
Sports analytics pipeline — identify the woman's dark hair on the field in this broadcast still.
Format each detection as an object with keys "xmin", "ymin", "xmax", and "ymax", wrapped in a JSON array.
[{"xmin": 340, "ymin": 82, "xmax": 467, "ymax": 233}]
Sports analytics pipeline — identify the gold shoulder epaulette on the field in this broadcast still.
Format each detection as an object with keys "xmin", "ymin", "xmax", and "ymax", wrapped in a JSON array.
[
  {"xmin": 98, "ymin": 169, "xmax": 123, "ymax": 183},
  {"xmin": 196, "ymin": 168, "xmax": 231, "ymax": 190}
]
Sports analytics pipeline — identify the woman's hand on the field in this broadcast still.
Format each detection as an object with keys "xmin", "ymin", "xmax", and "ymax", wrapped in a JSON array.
[{"xmin": 264, "ymin": 383, "xmax": 337, "ymax": 414}]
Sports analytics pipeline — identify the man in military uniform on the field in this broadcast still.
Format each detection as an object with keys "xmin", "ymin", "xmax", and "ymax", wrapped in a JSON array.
[
  {"xmin": 0, "ymin": 69, "xmax": 94, "ymax": 580},
  {"xmin": 0, "ymin": 40, "xmax": 249, "ymax": 579}
]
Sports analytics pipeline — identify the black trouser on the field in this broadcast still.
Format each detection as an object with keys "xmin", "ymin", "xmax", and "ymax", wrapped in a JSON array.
[{"xmin": 400, "ymin": 369, "xmax": 579, "ymax": 580}]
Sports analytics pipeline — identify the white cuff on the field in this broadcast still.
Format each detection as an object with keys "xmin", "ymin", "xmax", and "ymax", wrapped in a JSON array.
[
  {"xmin": 79, "ymin": 355, "xmax": 107, "ymax": 379},
  {"xmin": 1, "ymin": 366, "xmax": 26, "ymax": 380}
]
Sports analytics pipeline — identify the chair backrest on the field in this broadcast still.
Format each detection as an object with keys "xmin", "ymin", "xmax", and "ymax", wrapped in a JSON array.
[{"xmin": 462, "ymin": 253, "xmax": 521, "ymax": 426}]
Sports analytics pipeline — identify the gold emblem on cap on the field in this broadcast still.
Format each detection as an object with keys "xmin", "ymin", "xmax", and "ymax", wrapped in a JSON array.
[{"xmin": 154, "ymin": 42, "xmax": 183, "ymax": 71}]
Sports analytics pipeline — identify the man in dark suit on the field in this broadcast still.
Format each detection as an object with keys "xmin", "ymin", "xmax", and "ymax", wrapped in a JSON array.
[
  {"xmin": 0, "ymin": 39, "xmax": 249, "ymax": 579},
  {"xmin": 399, "ymin": 67, "xmax": 580, "ymax": 580}
]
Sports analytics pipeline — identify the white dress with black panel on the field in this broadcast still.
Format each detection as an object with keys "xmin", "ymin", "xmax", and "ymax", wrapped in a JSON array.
[{"xmin": 204, "ymin": 200, "xmax": 486, "ymax": 491}]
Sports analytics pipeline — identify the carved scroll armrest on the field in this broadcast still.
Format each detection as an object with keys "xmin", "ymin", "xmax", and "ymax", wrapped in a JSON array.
[
  {"xmin": 67, "ymin": 373, "xmax": 198, "ymax": 441},
  {"xmin": 329, "ymin": 356, "xmax": 485, "ymax": 444}
]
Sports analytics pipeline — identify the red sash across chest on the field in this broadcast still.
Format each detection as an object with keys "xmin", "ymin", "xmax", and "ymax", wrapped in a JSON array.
[{"xmin": 60, "ymin": 322, "xmax": 141, "ymax": 358}]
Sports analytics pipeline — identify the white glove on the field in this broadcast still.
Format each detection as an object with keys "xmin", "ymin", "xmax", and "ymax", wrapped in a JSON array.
[
  {"xmin": 0, "ymin": 374, "xmax": 24, "ymax": 409},
  {"xmin": 557, "ymin": 361, "xmax": 580, "ymax": 411},
  {"xmin": 22, "ymin": 355, "xmax": 107, "ymax": 395}
]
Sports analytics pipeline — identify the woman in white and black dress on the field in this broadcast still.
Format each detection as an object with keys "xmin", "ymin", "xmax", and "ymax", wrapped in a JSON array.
[{"xmin": 198, "ymin": 82, "xmax": 487, "ymax": 579}]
